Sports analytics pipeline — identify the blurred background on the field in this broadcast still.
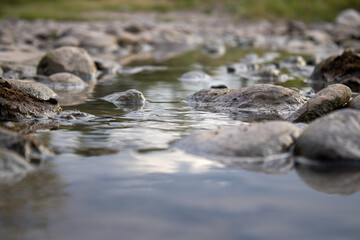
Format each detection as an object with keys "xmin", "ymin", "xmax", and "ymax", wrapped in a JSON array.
[{"xmin": 1, "ymin": 0, "xmax": 360, "ymax": 22}]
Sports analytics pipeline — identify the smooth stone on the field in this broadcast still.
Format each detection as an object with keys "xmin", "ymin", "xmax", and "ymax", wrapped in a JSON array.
[
  {"xmin": 178, "ymin": 71, "xmax": 212, "ymax": 83},
  {"xmin": 308, "ymin": 50, "xmax": 360, "ymax": 92},
  {"xmin": 336, "ymin": 9, "xmax": 360, "ymax": 27},
  {"xmin": 186, "ymin": 84, "xmax": 306, "ymax": 120},
  {"xmin": 44, "ymin": 73, "xmax": 88, "ymax": 91},
  {"xmin": 175, "ymin": 121, "xmax": 302, "ymax": 158},
  {"xmin": 0, "ymin": 149, "xmax": 34, "ymax": 183},
  {"xmin": 6, "ymin": 79, "xmax": 58, "ymax": 101},
  {"xmin": 288, "ymin": 84, "xmax": 352, "ymax": 123},
  {"xmin": 226, "ymin": 63, "xmax": 248, "ymax": 74},
  {"xmin": 101, "ymin": 89, "xmax": 145, "ymax": 106},
  {"xmin": 202, "ymin": 40, "xmax": 226, "ymax": 57},
  {"xmin": 0, "ymin": 79, "xmax": 62, "ymax": 121},
  {"xmin": 296, "ymin": 165, "xmax": 360, "ymax": 195},
  {"xmin": 93, "ymin": 57, "xmax": 121, "ymax": 74},
  {"xmin": 349, "ymin": 95, "xmax": 360, "ymax": 109},
  {"xmin": 294, "ymin": 109, "xmax": 360, "ymax": 163},
  {"xmin": 37, "ymin": 46, "xmax": 97, "ymax": 82},
  {"xmin": 73, "ymin": 29, "xmax": 118, "ymax": 52}
]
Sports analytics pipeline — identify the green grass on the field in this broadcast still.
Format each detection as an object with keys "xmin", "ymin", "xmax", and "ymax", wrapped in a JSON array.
[{"xmin": 0, "ymin": 0, "xmax": 360, "ymax": 22}]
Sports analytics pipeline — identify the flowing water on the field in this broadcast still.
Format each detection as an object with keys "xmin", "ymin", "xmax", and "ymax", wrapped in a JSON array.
[{"xmin": 1, "ymin": 49, "xmax": 360, "ymax": 240}]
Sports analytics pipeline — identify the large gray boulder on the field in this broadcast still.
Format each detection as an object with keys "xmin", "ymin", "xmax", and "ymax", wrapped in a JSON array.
[
  {"xmin": 37, "ymin": 46, "xmax": 97, "ymax": 82},
  {"xmin": 308, "ymin": 50, "xmax": 360, "ymax": 92},
  {"xmin": 294, "ymin": 109, "xmax": 360, "ymax": 163},
  {"xmin": 0, "ymin": 79, "xmax": 62, "ymax": 121},
  {"xmin": 288, "ymin": 84, "xmax": 352, "ymax": 122},
  {"xmin": 186, "ymin": 84, "xmax": 306, "ymax": 120},
  {"xmin": 175, "ymin": 121, "xmax": 302, "ymax": 158}
]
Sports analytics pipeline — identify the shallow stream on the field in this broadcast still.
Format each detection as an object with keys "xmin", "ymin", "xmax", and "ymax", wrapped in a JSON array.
[{"xmin": 1, "ymin": 48, "xmax": 359, "ymax": 240}]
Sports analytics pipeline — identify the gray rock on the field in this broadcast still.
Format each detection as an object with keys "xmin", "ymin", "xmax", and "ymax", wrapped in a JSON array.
[
  {"xmin": 101, "ymin": 89, "xmax": 145, "ymax": 106},
  {"xmin": 294, "ymin": 109, "xmax": 360, "ymax": 163},
  {"xmin": 37, "ymin": 46, "xmax": 97, "ymax": 82},
  {"xmin": 296, "ymin": 165, "xmax": 360, "ymax": 195},
  {"xmin": 288, "ymin": 84, "xmax": 352, "ymax": 123},
  {"xmin": 0, "ymin": 149, "xmax": 34, "ymax": 183},
  {"xmin": 178, "ymin": 71, "xmax": 212, "ymax": 83},
  {"xmin": 336, "ymin": 9, "xmax": 360, "ymax": 27},
  {"xmin": 186, "ymin": 84, "xmax": 306, "ymax": 120},
  {"xmin": 42, "ymin": 72, "xmax": 88, "ymax": 91},
  {"xmin": 6, "ymin": 79, "xmax": 58, "ymax": 101},
  {"xmin": 0, "ymin": 79, "xmax": 62, "ymax": 121},
  {"xmin": 349, "ymin": 95, "xmax": 360, "ymax": 109},
  {"xmin": 202, "ymin": 40, "xmax": 226, "ymax": 57},
  {"xmin": 281, "ymin": 56, "xmax": 306, "ymax": 67},
  {"xmin": 175, "ymin": 121, "xmax": 302, "ymax": 158},
  {"xmin": 0, "ymin": 66, "xmax": 2, "ymax": 76},
  {"xmin": 71, "ymin": 29, "xmax": 118, "ymax": 52},
  {"xmin": 308, "ymin": 50, "xmax": 360, "ymax": 92}
]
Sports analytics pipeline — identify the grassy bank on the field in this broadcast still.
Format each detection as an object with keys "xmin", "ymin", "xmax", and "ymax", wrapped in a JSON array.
[{"xmin": 0, "ymin": 0, "xmax": 360, "ymax": 22}]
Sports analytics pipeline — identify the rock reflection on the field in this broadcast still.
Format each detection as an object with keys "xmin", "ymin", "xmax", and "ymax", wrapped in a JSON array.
[
  {"xmin": 55, "ymin": 82, "xmax": 95, "ymax": 106},
  {"xmin": 0, "ymin": 162, "xmax": 68, "ymax": 239},
  {"xmin": 295, "ymin": 164, "xmax": 360, "ymax": 195}
]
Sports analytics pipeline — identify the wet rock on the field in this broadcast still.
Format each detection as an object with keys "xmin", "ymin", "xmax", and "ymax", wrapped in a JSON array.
[
  {"xmin": 0, "ymin": 79, "xmax": 62, "ymax": 121},
  {"xmin": 251, "ymin": 66, "xmax": 282, "ymax": 83},
  {"xmin": 93, "ymin": 57, "xmax": 121, "ymax": 74},
  {"xmin": 175, "ymin": 121, "xmax": 302, "ymax": 158},
  {"xmin": 294, "ymin": 109, "xmax": 360, "ymax": 163},
  {"xmin": 37, "ymin": 46, "xmax": 97, "ymax": 82},
  {"xmin": 288, "ymin": 84, "xmax": 352, "ymax": 123},
  {"xmin": 56, "ymin": 110, "xmax": 95, "ymax": 121},
  {"xmin": 308, "ymin": 50, "xmax": 360, "ymax": 92},
  {"xmin": 178, "ymin": 71, "xmax": 212, "ymax": 83},
  {"xmin": 186, "ymin": 84, "xmax": 306, "ymax": 120},
  {"xmin": 109, "ymin": 29, "xmax": 141, "ymax": 46},
  {"xmin": 306, "ymin": 30, "xmax": 332, "ymax": 44},
  {"xmin": 0, "ymin": 149, "xmax": 34, "ymax": 183},
  {"xmin": 296, "ymin": 165, "xmax": 360, "ymax": 195},
  {"xmin": 6, "ymin": 79, "xmax": 58, "ymax": 101},
  {"xmin": 349, "ymin": 95, "xmax": 360, "ymax": 109},
  {"xmin": 73, "ymin": 29, "xmax": 118, "ymax": 52},
  {"xmin": 336, "ymin": 9, "xmax": 360, "ymax": 27},
  {"xmin": 226, "ymin": 63, "xmax": 249, "ymax": 74},
  {"xmin": 101, "ymin": 89, "xmax": 145, "ymax": 106},
  {"xmin": 39, "ymin": 73, "xmax": 88, "ymax": 91}
]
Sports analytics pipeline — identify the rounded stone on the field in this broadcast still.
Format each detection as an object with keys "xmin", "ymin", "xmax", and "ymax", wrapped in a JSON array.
[
  {"xmin": 186, "ymin": 84, "xmax": 306, "ymax": 120},
  {"xmin": 288, "ymin": 84, "xmax": 352, "ymax": 122},
  {"xmin": 46, "ymin": 72, "xmax": 88, "ymax": 91},
  {"xmin": 178, "ymin": 71, "xmax": 212, "ymax": 83},
  {"xmin": 294, "ymin": 109, "xmax": 360, "ymax": 163},
  {"xmin": 101, "ymin": 89, "xmax": 146, "ymax": 106},
  {"xmin": 175, "ymin": 121, "xmax": 302, "ymax": 158},
  {"xmin": 37, "ymin": 46, "xmax": 97, "ymax": 82},
  {"xmin": 349, "ymin": 95, "xmax": 360, "ymax": 109}
]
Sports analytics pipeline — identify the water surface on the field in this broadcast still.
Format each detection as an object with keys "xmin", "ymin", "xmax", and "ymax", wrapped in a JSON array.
[{"xmin": 1, "ymin": 49, "xmax": 359, "ymax": 240}]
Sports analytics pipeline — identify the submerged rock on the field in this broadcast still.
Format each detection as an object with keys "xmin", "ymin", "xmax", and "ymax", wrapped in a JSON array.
[
  {"xmin": 186, "ymin": 84, "xmax": 306, "ymax": 120},
  {"xmin": 294, "ymin": 109, "xmax": 360, "ymax": 163},
  {"xmin": 101, "ymin": 89, "xmax": 145, "ymax": 106},
  {"xmin": 175, "ymin": 121, "xmax": 302, "ymax": 158},
  {"xmin": 37, "ymin": 46, "xmax": 97, "ymax": 82},
  {"xmin": 0, "ymin": 79, "xmax": 61, "ymax": 121},
  {"xmin": 288, "ymin": 84, "xmax": 352, "ymax": 122},
  {"xmin": 308, "ymin": 50, "xmax": 360, "ymax": 92},
  {"xmin": 178, "ymin": 71, "xmax": 212, "ymax": 83},
  {"xmin": 349, "ymin": 95, "xmax": 360, "ymax": 109}
]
